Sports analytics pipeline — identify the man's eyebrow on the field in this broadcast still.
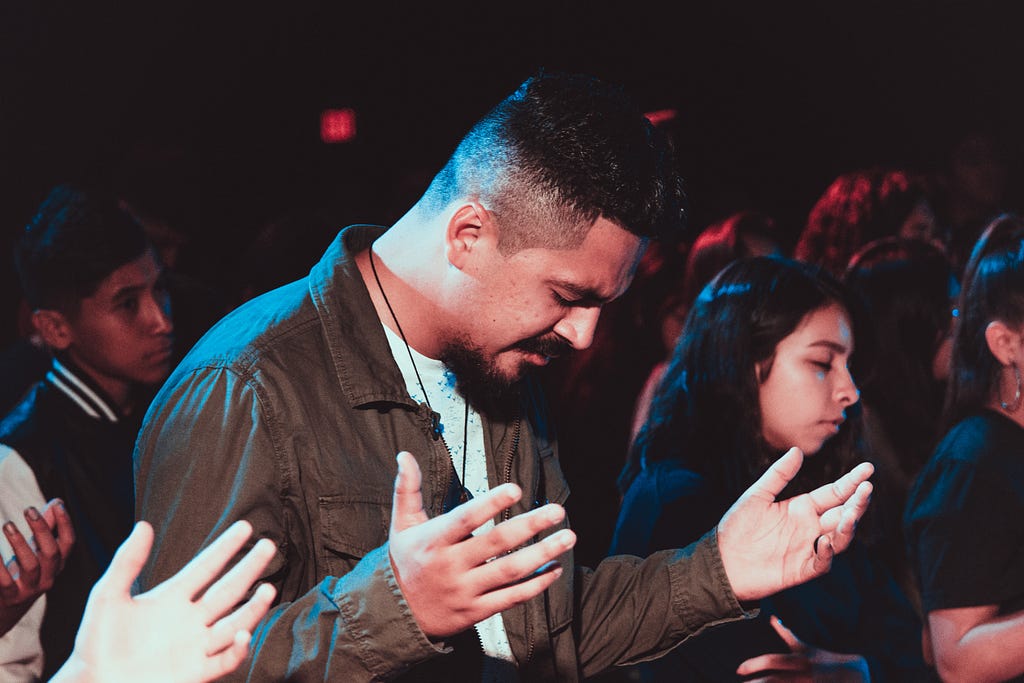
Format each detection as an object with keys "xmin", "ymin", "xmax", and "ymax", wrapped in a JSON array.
[{"xmin": 550, "ymin": 279, "xmax": 613, "ymax": 305}]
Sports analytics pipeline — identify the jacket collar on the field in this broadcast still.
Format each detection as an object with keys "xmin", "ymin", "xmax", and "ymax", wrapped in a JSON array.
[
  {"xmin": 45, "ymin": 356, "xmax": 120, "ymax": 423},
  {"xmin": 309, "ymin": 225, "xmax": 419, "ymax": 410}
]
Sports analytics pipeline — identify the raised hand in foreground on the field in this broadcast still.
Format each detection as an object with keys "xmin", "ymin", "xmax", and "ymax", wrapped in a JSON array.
[
  {"xmin": 0, "ymin": 498, "xmax": 75, "ymax": 636},
  {"xmin": 388, "ymin": 451, "xmax": 574, "ymax": 638},
  {"xmin": 51, "ymin": 520, "xmax": 277, "ymax": 683},
  {"xmin": 717, "ymin": 447, "xmax": 874, "ymax": 602}
]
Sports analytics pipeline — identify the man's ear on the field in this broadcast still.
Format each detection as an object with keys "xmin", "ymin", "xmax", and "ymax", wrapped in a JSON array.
[
  {"xmin": 985, "ymin": 320, "xmax": 1022, "ymax": 366},
  {"xmin": 32, "ymin": 309, "xmax": 74, "ymax": 351},
  {"xmin": 445, "ymin": 202, "xmax": 495, "ymax": 270}
]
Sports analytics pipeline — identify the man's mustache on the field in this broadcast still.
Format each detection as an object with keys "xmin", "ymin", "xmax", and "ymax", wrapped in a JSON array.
[{"xmin": 513, "ymin": 335, "xmax": 573, "ymax": 358}]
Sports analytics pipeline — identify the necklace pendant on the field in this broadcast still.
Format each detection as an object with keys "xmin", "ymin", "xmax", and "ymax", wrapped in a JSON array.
[{"xmin": 430, "ymin": 412, "xmax": 442, "ymax": 440}]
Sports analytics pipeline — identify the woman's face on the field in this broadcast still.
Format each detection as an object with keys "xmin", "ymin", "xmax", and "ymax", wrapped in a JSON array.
[{"xmin": 758, "ymin": 302, "xmax": 860, "ymax": 455}]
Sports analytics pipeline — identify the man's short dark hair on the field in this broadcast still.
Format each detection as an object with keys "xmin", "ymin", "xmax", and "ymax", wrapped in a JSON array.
[
  {"xmin": 16, "ymin": 184, "xmax": 149, "ymax": 315},
  {"xmin": 421, "ymin": 72, "xmax": 688, "ymax": 253}
]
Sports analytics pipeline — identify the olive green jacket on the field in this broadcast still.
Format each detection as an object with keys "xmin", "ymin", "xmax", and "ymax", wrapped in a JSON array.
[{"xmin": 134, "ymin": 225, "xmax": 748, "ymax": 682}]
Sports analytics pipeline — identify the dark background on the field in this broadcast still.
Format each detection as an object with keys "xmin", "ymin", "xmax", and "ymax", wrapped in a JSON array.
[{"xmin": 2, "ymin": 0, "xmax": 1022, "ymax": 333}]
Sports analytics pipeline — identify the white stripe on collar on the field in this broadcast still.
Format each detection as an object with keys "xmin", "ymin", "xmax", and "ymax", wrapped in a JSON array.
[{"xmin": 49, "ymin": 359, "xmax": 119, "ymax": 423}]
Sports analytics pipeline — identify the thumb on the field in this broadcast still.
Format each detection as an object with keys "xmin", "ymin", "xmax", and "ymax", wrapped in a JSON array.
[
  {"xmin": 390, "ymin": 451, "xmax": 429, "ymax": 533},
  {"xmin": 745, "ymin": 447, "xmax": 804, "ymax": 502},
  {"xmin": 94, "ymin": 521, "xmax": 154, "ymax": 600}
]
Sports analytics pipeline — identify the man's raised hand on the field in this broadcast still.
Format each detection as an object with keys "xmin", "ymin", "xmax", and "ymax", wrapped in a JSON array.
[
  {"xmin": 388, "ymin": 451, "xmax": 574, "ymax": 638},
  {"xmin": 717, "ymin": 447, "xmax": 873, "ymax": 601}
]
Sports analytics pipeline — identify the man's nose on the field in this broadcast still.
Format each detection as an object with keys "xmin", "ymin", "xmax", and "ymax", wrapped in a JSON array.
[{"xmin": 553, "ymin": 306, "xmax": 601, "ymax": 351}]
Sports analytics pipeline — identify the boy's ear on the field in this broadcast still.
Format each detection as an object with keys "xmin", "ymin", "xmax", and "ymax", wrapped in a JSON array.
[{"xmin": 32, "ymin": 309, "xmax": 74, "ymax": 351}]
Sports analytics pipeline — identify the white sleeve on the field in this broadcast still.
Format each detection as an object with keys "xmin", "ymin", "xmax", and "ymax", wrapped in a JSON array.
[{"xmin": 0, "ymin": 445, "xmax": 47, "ymax": 683}]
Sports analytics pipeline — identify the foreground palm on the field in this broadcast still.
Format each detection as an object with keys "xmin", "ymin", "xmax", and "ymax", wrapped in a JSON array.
[
  {"xmin": 717, "ymin": 447, "xmax": 873, "ymax": 601},
  {"xmin": 52, "ymin": 520, "xmax": 277, "ymax": 683}
]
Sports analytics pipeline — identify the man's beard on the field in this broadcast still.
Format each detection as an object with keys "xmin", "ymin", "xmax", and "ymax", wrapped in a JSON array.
[{"xmin": 440, "ymin": 334, "xmax": 572, "ymax": 419}]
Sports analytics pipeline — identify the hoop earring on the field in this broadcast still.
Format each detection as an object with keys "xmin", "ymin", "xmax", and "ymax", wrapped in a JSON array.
[{"xmin": 1000, "ymin": 363, "xmax": 1023, "ymax": 413}]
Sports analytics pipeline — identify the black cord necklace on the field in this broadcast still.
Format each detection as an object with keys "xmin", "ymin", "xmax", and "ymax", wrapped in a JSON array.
[{"xmin": 368, "ymin": 246, "xmax": 470, "ymax": 497}]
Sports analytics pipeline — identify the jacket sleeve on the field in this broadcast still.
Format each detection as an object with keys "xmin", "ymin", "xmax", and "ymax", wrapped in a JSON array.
[
  {"xmin": 572, "ymin": 529, "xmax": 752, "ymax": 677},
  {"xmin": 134, "ymin": 366, "xmax": 442, "ymax": 681}
]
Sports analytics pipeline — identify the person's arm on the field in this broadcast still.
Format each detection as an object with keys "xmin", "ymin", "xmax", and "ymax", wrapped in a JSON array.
[
  {"xmin": 50, "ymin": 520, "xmax": 276, "ymax": 683},
  {"xmin": 573, "ymin": 447, "xmax": 874, "ymax": 676},
  {"xmin": 926, "ymin": 605, "xmax": 1024, "ymax": 683}
]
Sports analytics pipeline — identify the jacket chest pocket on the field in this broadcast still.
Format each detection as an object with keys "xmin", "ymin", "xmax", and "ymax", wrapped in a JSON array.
[{"xmin": 318, "ymin": 494, "xmax": 391, "ymax": 576}]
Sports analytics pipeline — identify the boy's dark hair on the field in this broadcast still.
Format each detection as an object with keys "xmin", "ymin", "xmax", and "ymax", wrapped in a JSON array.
[
  {"xmin": 421, "ymin": 71, "xmax": 689, "ymax": 253},
  {"xmin": 16, "ymin": 184, "xmax": 149, "ymax": 316}
]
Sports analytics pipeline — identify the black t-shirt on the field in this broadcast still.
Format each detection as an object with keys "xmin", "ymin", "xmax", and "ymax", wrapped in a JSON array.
[{"xmin": 905, "ymin": 409, "xmax": 1024, "ymax": 616}]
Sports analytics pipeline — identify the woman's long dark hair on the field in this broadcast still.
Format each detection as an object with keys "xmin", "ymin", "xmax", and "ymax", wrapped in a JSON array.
[
  {"xmin": 844, "ymin": 237, "xmax": 956, "ymax": 475},
  {"xmin": 945, "ymin": 213, "xmax": 1024, "ymax": 428},
  {"xmin": 620, "ymin": 256, "xmax": 862, "ymax": 500}
]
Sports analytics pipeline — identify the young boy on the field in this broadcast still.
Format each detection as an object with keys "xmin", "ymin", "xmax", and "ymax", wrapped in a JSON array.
[{"xmin": 0, "ymin": 184, "xmax": 174, "ymax": 679}]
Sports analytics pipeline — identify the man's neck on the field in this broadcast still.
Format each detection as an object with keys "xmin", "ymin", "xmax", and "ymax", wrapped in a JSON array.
[{"xmin": 354, "ymin": 223, "xmax": 448, "ymax": 359}]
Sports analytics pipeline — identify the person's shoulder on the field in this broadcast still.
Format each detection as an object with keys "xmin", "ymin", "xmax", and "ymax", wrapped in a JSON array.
[
  {"xmin": 0, "ymin": 444, "xmax": 45, "ymax": 514},
  {"xmin": 0, "ymin": 381, "xmax": 49, "ymax": 446},
  {"xmin": 935, "ymin": 411, "xmax": 1024, "ymax": 465},
  {"xmin": 630, "ymin": 461, "xmax": 710, "ymax": 502},
  {"xmin": 175, "ymin": 278, "xmax": 318, "ymax": 378}
]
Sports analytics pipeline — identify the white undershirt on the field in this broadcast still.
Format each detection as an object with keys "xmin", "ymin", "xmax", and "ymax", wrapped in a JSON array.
[{"xmin": 382, "ymin": 324, "xmax": 518, "ymax": 681}]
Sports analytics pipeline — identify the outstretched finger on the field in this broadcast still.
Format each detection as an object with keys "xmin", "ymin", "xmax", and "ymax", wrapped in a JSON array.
[
  {"xmin": 744, "ymin": 447, "xmax": 803, "ymax": 502},
  {"xmin": 22, "ymin": 507, "xmax": 60, "ymax": 586},
  {"xmin": 831, "ymin": 481, "xmax": 872, "ymax": 554},
  {"xmin": 806, "ymin": 462, "xmax": 874, "ymax": 515},
  {"xmin": 472, "ymin": 533, "xmax": 575, "ymax": 594},
  {"xmin": 4, "ymin": 521, "xmax": 39, "ymax": 588},
  {"xmin": 40, "ymin": 499, "xmax": 75, "ymax": 563},
  {"xmin": 201, "ymin": 538, "xmax": 276, "ymax": 620},
  {"xmin": 207, "ymin": 582, "xmax": 277, "ymax": 655},
  {"xmin": 818, "ymin": 478, "xmax": 873, "ymax": 533},
  {"xmin": 390, "ymin": 452, "xmax": 430, "ymax": 533},
  {"xmin": 473, "ymin": 560, "xmax": 564, "ymax": 618},
  {"xmin": 93, "ymin": 521, "xmax": 154, "ymax": 600},
  {"xmin": 171, "ymin": 520, "xmax": 254, "ymax": 598},
  {"xmin": 769, "ymin": 615, "xmax": 807, "ymax": 653},
  {"xmin": 200, "ymin": 629, "xmax": 252, "ymax": 683},
  {"xmin": 432, "ymin": 482, "xmax": 523, "ymax": 546},
  {"xmin": 462, "ymin": 502, "xmax": 565, "ymax": 565},
  {"xmin": 736, "ymin": 651, "xmax": 812, "ymax": 676},
  {"xmin": 0, "ymin": 559, "xmax": 17, "ymax": 603}
]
